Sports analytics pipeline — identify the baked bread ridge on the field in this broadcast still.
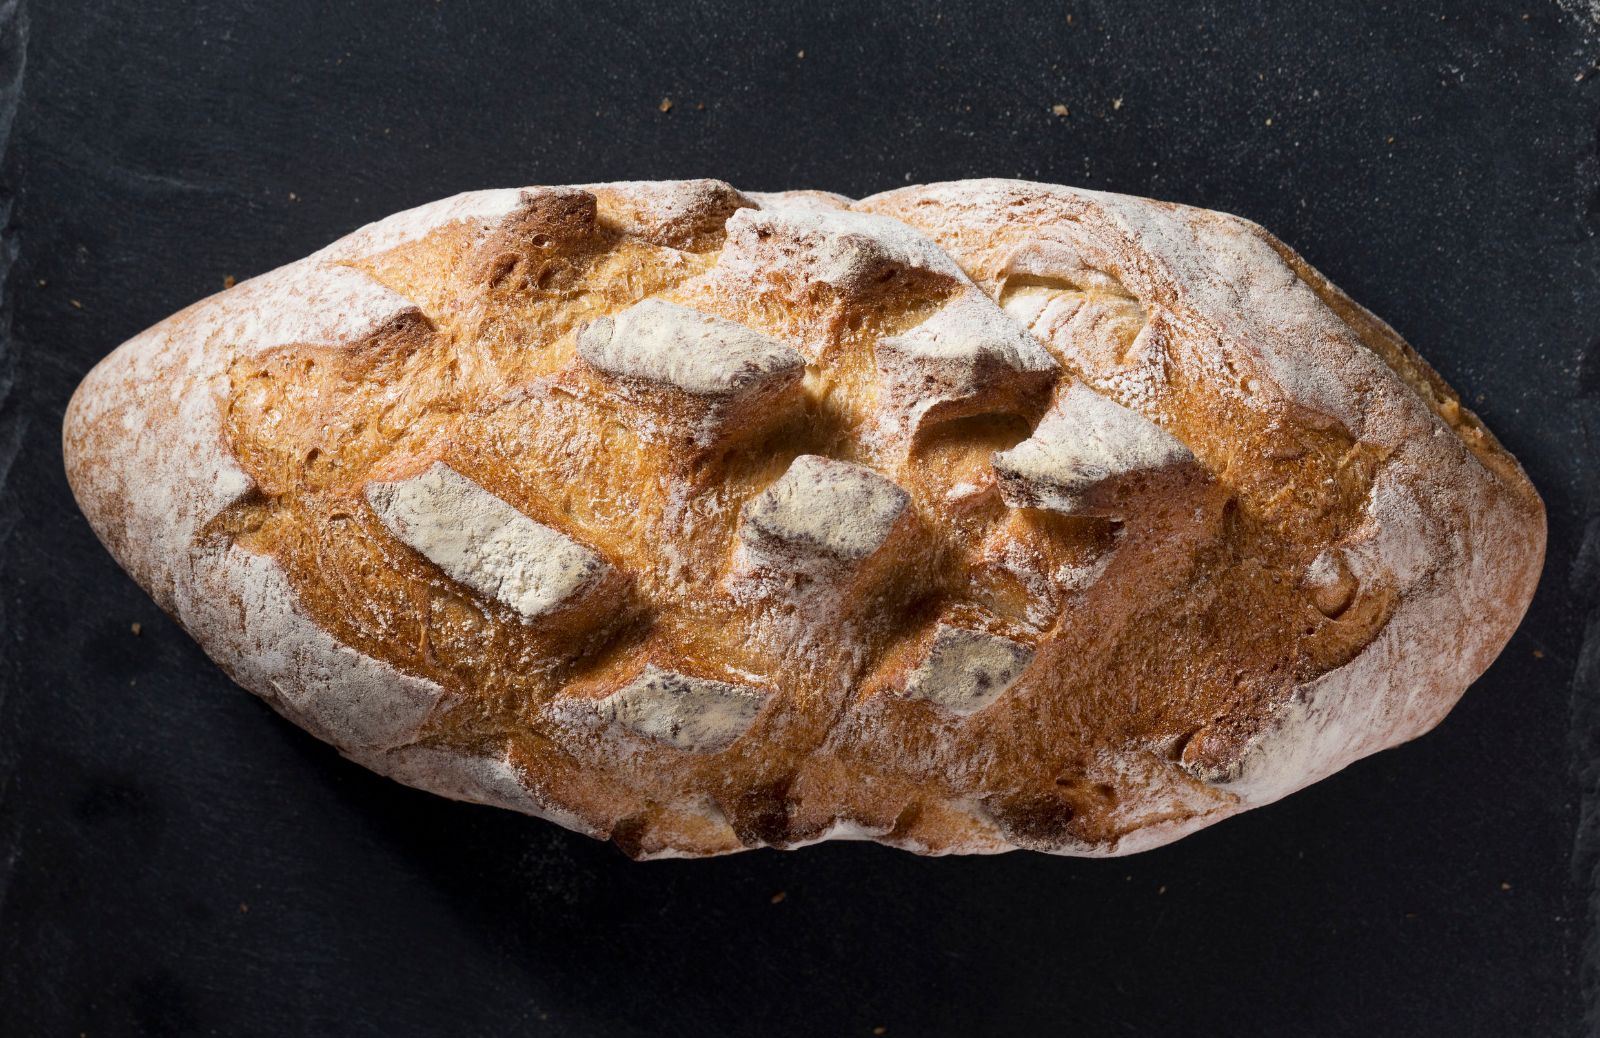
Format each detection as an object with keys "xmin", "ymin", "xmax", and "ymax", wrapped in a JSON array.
[
  {"xmin": 857, "ymin": 179, "xmax": 1546, "ymax": 807},
  {"xmin": 61, "ymin": 178, "xmax": 1543, "ymax": 859}
]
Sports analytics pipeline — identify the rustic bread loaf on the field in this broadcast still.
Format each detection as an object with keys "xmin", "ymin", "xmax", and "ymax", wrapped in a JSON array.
[{"xmin": 61, "ymin": 178, "xmax": 1545, "ymax": 858}]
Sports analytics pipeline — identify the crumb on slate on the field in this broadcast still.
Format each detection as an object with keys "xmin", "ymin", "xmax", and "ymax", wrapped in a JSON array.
[
  {"xmin": 770, "ymin": 891, "xmax": 787, "ymax": 904},
  {"xmin": 130, "ymin": 622, "xmax": 142, "ymax": 636},
  {"xmin": 1051, "ymin": 103, "xmax": 1069, "ymax": 117},
  {"xmin": 659, "ymin": 97, "xmax": 673, "ymax": 112}
]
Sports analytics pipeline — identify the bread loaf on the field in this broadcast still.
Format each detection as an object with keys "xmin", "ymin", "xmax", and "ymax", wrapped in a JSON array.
[{"xmin": 61, "ymin": 178, "xmax": 1545, "ymax": 858}]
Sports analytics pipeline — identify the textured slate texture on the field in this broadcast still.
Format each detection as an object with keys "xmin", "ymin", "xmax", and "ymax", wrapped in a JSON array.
[{"xmin": 2, "ymin": 2, "xmax": 1597, "ymax": 1035}]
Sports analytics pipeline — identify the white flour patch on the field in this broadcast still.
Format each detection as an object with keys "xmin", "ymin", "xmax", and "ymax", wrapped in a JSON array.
[
  {"xmin": 994, "ymin": 381, "xmax": 1192, "ymax": 515},
  {"xmin": 599, "ymin": 665, "xmax": 769, "ymax": 752},
  {"xmin": 577, "ymin": 298, "xmax": 802, "ymax": 396},
  {"xmin": 902, "ymin": 625, "xmax": 1035, "ymax": 715},
  {"xmin": 739, "ymin": 454, "xmax": 909, "ymax": 563},
  {"xmin": 366, "ymin": 462, "xmax": 608, "ymax": 621}
]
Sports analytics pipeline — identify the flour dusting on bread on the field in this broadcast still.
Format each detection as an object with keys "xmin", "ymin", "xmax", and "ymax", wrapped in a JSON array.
[
  {"xmin": 598, "ymin": 665, "xmax": 770, "ymax": 753},
  {"xmin": 577, "ymin": 299, "xmax": 803, "ymax": 398},
  {"xmin": 365, "ymin": 462, "xmax": 612, "ymax": 622},
  {"xmin": 62, "ymin": 178, "xmax": 1545, "ymax": 858}
]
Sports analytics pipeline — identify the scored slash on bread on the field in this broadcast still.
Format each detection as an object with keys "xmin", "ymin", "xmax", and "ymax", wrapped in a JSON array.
[
  {"xmin": 62, "ymin": 177, "xmax": 1545, "ymax": 858},
  {"xmin": 898, "ymin": 624, "xmax": 1036, "ymax": 716},
  {"xmin": 874, "ymin": 292, "xmax": 1058, "ymax": 449},
  {"xmin": 993, "ymin": 380, "xmax": 1201, "ymax": 517},
  {"xmin": 735, "ymin": 455, "xmax": 912, "ymax": 571},
  {"xmin": 714, "ymin": 205, "xmax": 966, "ymax": 312},
  {"xmin": 574, "ymin": 298, "xmax": 806, "ymax": 451},
  {"xmin": 364, "ymin": 462, "xmax": 621, "ymax": 623},
  {"xmin": 595, "ymin": 665, "xmax": 772, "ymax": 754}
]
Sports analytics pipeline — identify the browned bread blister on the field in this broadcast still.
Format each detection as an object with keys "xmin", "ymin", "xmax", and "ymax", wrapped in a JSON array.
[{"xmin": 62, "ymin": 179, "xmax": 1545, "ymax": 858}]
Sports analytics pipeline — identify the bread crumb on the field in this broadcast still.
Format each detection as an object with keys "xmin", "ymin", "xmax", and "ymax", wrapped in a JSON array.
[
  {"xmin": 1112, "ymin": 97, "xmax": 1123, "ymax": 110},
  {"xmin": 873, "ymin": 1029, "xmax": 886, "ymax": 1036},
  {"xmin": 1265, "ymin": 117, "xmax": 1273, "ymax": 126},
  {"xmin": 289, "ymin": 192, "xmax": 300, "ymax": 202},
  {"xmin": 659, "ymin": 97, "xmax": 673, "ymax": 113},
  {"xmin": 1051, "ymin": 103, "xmax": 1069, "ymax": 117},
  {"xmin": 239, "ymin": 902, "xmax": 250, "ymax": 913},
  {"xmin": 70, "ymin": 299, "xmax": 83, "ymax": 309},
  {"xmin": 770, "ymin": 890, "xmax": 787, "ymax": 904},
  {"xmin": 223, "ymin": 275, "xmax": 236, "ymax": 289},
  {"xmin": 1533, "ymin": 649, "xmax": 1544, "ymax": 659},
  {"xmin": 33, "ymin": 278, "xmax": 45, "ymax": 287},
  {"xmin": 130, "ymin": 622, "xmax": 142, "ymax": 636},
  {"xmin": 797, "ymin": 49, "xmax": 805, "ymax": 59},
  {"xmin": 1501, "ymin": 881, "xmax": 1512, "ymax": 891},
  {"xmin": 1158, "ymin": 884, "xmax": 1166, "ymax": 894},
  {"xmin": 696, "ymin": 102, "xmax": 705, "ymax": 111}
]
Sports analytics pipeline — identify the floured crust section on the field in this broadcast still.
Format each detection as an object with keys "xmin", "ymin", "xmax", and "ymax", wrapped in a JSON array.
[
  {"xmin": 574, "ymin": 299, "xmax": 806, "ymax": 451},
  {"xmin": 597, "ymin": 666, "xmax": 771, "ymax": 753},
  {"xmin": 577, "ymin": 299, "xmax": 802, "ymax": 397},
  {"xmin": 365, "ymin": 462, "xmax": 616, "ymax": 622},
  {"xmin": 62, "ymin": 177, "xmax": 1545, "ymax": 859},
  {"xmin": 994, "ymin": 381, "xmax": 1196, "ymax": 516},
  {"xmin": 900, "ymin": 625, "xmax": 1035, "ymax": 716},
  {"xmin": 737, "ymin": 455, "xmax": 911, "ymax": 565},
  {"xmin": 717, "ymin": 205, "xmax": 964, "ymax": 307}
]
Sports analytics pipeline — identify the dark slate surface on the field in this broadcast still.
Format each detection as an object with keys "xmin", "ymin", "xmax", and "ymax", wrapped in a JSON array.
[{"xmin": 1, "ymin": 2, "xmax": 1597, "ymax": 1035}]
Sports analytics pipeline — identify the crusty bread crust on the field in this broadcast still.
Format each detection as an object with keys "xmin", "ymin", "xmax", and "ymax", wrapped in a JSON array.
[{"xmin": 62, "ymin": 179, "xmax": 1545, "ymax": 858}]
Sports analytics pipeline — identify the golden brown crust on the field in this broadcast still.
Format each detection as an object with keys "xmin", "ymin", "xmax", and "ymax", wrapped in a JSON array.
[{"xmin": 62, "ymin": 179, "xmax": 1545, "ymax": 858}]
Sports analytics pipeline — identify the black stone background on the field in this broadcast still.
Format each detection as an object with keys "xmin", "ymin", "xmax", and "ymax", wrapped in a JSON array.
[{"xmin": 1, "ymin": 1, "xmax": 1598, "ymax": 1035}]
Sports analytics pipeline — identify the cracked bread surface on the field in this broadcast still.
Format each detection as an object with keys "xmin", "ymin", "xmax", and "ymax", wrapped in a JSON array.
[{"xmin": 62, "ymin": 178, "xmax": 1545, "ymax": 858}]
